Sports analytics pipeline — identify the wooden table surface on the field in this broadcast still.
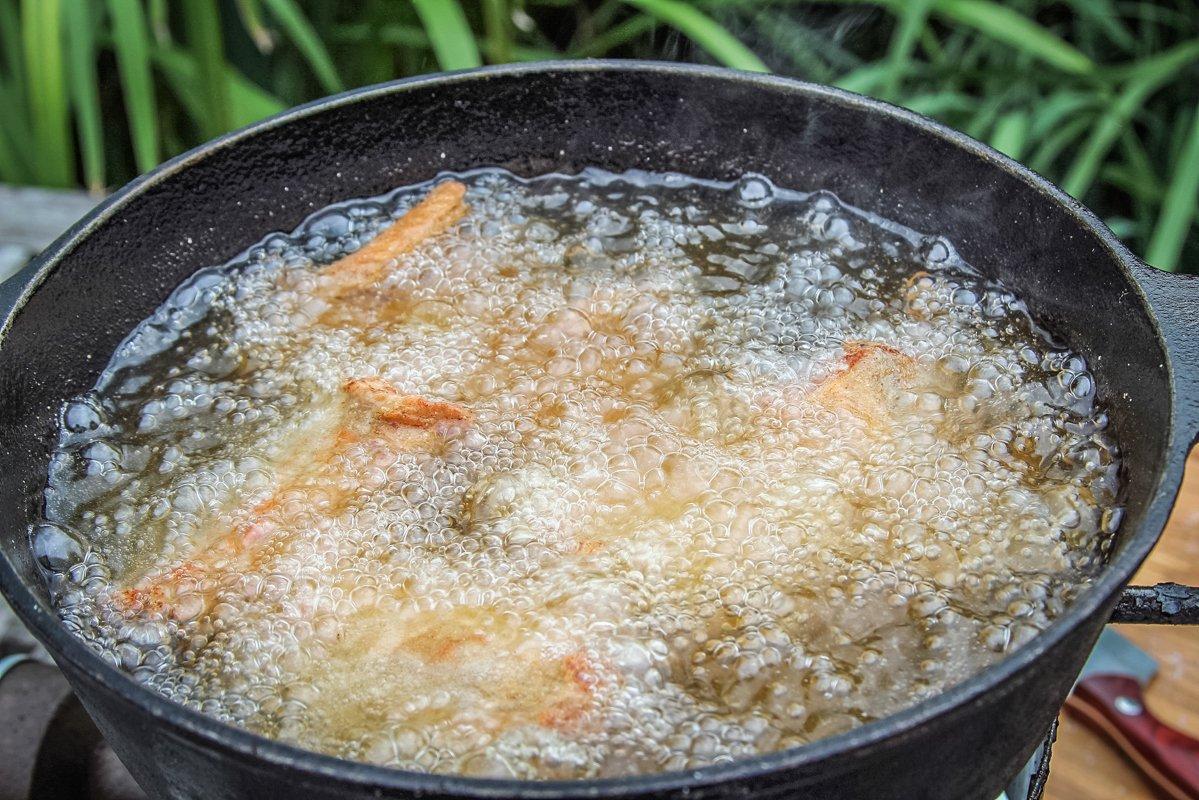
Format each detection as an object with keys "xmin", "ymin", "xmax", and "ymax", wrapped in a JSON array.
[{"xmin": 1045, "ymin": 447, "xmax": 1199, "ymax": 800}]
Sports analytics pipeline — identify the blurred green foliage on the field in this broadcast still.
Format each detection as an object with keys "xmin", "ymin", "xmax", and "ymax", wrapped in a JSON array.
[{"xmin": 0, "ymin": 0, "xmax": 1197, "ymax": 271}]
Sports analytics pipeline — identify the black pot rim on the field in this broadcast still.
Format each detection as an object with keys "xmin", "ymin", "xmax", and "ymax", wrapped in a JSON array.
[{"xmin": 0, "ymin": 60, "xmax": 1184, "ymax": 797}]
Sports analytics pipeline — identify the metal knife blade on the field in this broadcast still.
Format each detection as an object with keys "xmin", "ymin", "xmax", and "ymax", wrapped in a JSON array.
[{"xmin": 1077, "ymin": 628, "xmax": 1158, "ymax": 688}]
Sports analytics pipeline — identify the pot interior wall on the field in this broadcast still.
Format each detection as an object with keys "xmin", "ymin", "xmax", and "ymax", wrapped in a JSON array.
[{"xmin": 0, "ymin": 66, "xmax": 1170, "ymax": 621}]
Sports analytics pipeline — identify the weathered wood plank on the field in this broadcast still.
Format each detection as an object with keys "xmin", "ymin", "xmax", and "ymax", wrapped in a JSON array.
[
  {"xmin": 1046, "ymin": 448, "xmax": 1199, "ymax": 799},
  {"xmin": 0, "ymin": 184, "xmax": 99, "ymax": 282}
]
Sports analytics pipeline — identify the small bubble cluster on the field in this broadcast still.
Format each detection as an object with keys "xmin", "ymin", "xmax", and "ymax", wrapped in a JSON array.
[{"xmin": 37, "ymin": 168, "xmax": 1121, "ymax": 778}]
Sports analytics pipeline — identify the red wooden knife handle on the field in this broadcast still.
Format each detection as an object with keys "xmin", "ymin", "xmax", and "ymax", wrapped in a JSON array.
[{"xmin": 1066, "ymin": 673, "xmax": 1199, "ymax": 800}]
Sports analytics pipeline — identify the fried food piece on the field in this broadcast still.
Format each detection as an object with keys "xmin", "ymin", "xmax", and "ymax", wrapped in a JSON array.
[
  {"xmin": 117, "ymin": 378, "xmax": 471, "ymax": 619},
  {"xmin": 344, "ymin": 376, "xmax": 472, "ymax": 429},
  {"xmin": 317, "ymin": 180, "xmax": 468, "ymax": 300},
  {"xmin": 306, "ymin": 605, "xmax": 604, "ymax": 748},
  {"xmin": 810, "ymin": 341, "xmax": 915, "ymax": 429}
]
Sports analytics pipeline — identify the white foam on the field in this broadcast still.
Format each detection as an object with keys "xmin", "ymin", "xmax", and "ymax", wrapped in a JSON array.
[{"xmin": 40, "ymin": 169, "xmax": 1120, "ymax": 778}]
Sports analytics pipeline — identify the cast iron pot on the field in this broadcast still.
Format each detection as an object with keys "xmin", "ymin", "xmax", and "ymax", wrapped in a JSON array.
[{"xmin": 1, "ymin": 62, "xmax": 1197, "ymax": 800}]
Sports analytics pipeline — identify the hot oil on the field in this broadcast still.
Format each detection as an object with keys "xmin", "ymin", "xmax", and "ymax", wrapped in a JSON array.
[{"xmin": 36, "ymin": 169, "xmax": 1121, "ymax": 778}]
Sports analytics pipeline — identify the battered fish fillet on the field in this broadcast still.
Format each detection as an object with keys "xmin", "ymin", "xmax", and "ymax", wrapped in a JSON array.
[{"xmin": 117, "ymin": 377, "xmax": 471, "ymax": 619}]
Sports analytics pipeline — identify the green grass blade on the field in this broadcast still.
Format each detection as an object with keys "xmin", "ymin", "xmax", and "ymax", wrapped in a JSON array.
[
  {"xmin": 0, "ymin": 0, "xmax": 25, "ymax": 103},
  {"xmin": 153, "ymin": 46, "xmax": 286, "ymax": 129},
  {"xmin": 1168, "ymin": 102, "xmax": 1194, "ymax": 164},
  {"xmin": 1118, "ymin": 131, "xmax": 1161, "ymax": 196},
  {"xmin": 107, "ymin": 0, "xmax": 159, "ymax": 173},
  {"xmin": 1100, "ymin": 38, "xmax": 1199, "ymax": 83},
  {"xmin": 1107, "ymin": 131, "xmax": 1199, "ymax": 250},
  {"xmin": 989, "ymin": 110, "xmax": 1030, "ymax": 160},
  {"xmin": 579, "ymin": 0, "xmax": 623, "ymax": 39},
  {"xmin": 1063, "ymin": 39, "xmax": 1199, "ymax": 198},
  {"xmin": 63, "ymin": 1, "xmax": 105, "ymax": 192},
  {"xmin": 621, "ymin": 0, "xmax": 768, "ymax": 72},
  {"xmin": 1028, "ymin": 114, "xmax": 1093, "ymax": 175},
  {"xmin": 763, "ymin": 9, "xmax": 863, "ymax": 71},
  {"xmin": 929, "ymin": 0, "xmax": 1095, "ymax": 76},
  {"xmin": 503, "ymin": 45, "xmax": 562, "ymax": 62},
  {"xmin": 235, "ymin": 0, "xmax": 275, "ymax": 53},
  {"xmin": 881, "ymin": 0, "xmax": 933, "ymax": 99},
  {"xmin": 744, "ymin": 9, "xmax": 862, "ymax": 82},
  {"xmin": 917, "ymin": 25, "xmax": 944, "ymax": 63},
  {"xmin": 794, "ymin": 0, "xmax": 1093, "ymax": 75},
  {"xmin": 1115, "ymin": 132, "xmax": 1162, "ymax": 252},
  {"xmin": 1103, "ymin": 165, "xmax": 1157, "ymax": 200},
  {"xmin": 262, "ymin": 0, "xmax": 344, "ymax": 93},
  {"xmin": 1028, "ymin": 91, "xmax": 1098, "ymax": 140},
  {"xmin": 964, "ymin": 89, "xmax": 1014, "ymax": 139},
  {"xmin": 349, "ymin": 0, "xmax": 397, "ymax": 86},
  {"xmin": 336, "ymin": 23, "xmax": 427, "ymax": 48},
  {"xmin": 21, "ymin": 0, "xmax": 73, "ymax": 187},
  {"xmin": 0, "ymin": 76, "xmax": 34, "ymax": 160},
  {"xmin": 1115, "ymin": 2, "xmax": 1189, "ymax": 31},
  {"xmin": 902, "ymin": 92, "xmax": 977, "ymax": 118},
  {"xmin": 481, "ymin": 0, "xmax": 511, "ymax": 63},
  {"xmin": 335, "ymin": 20, "xmax": 554, "ymax": 63},
  {"xmin": 182, "ymin": 0, "xmax": 231, "ymax": 141},
  {"xmin": 0, "ymin": 77, "xmax": 32, "ymax": 182},
  {"xmin": 0, "ymin": 128, "xmax": 22, "ymax": 183},
  {"xmin": 148, "ymin": 0, "xmax": 171, "ymax": 44},
  {"xmin": 1061, "ymin": 0, "xmax": 1134, "ymax": 50},
  {"xmin": 1146, "ymin": 104, "xmax": 1199, "ymax": 271},
  {"xmin": 411, "ymin": 0, "xmax": 483, "ymax": 71},
  {"xmin": 747, "ymin": 14, "xmax": 829, "ymax": 81},
  {"xmin": 835, "ymin": 64, "xmax": 892, "ymax": 96},
  {"xmin": 1103, "ymin": 216, "xmax": 1138, "ymax": 240},
  {"xmin": 570, "ymin": 15, "xmax": 656, "ymax": 58}
]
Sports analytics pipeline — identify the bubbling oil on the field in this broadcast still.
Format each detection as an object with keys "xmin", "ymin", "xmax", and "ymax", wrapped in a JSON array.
[{"xmin": 37, "ymin": 169, "xmax": 1120, "ymax": 778}]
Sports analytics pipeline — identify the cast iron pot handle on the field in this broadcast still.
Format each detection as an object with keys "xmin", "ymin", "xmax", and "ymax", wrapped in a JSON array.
[
  {"xmin": 1112, "ymin": 584, "xmax": 1199, "ymax": 624},
  {"xmin": 1110, "ymin": 263, "xmax": 1199, "ymax": 625}
]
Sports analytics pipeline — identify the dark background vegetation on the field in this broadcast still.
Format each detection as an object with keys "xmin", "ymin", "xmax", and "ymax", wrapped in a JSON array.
[{"xmin": 2, "ymin": 0, "xmax": 1197, "ymax": 272}]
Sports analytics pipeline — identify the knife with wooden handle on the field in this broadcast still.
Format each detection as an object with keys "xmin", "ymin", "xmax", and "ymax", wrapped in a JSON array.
[{"xmin": 1065, "ymin": 629, "xmax": 1199, "ymax": 800}]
